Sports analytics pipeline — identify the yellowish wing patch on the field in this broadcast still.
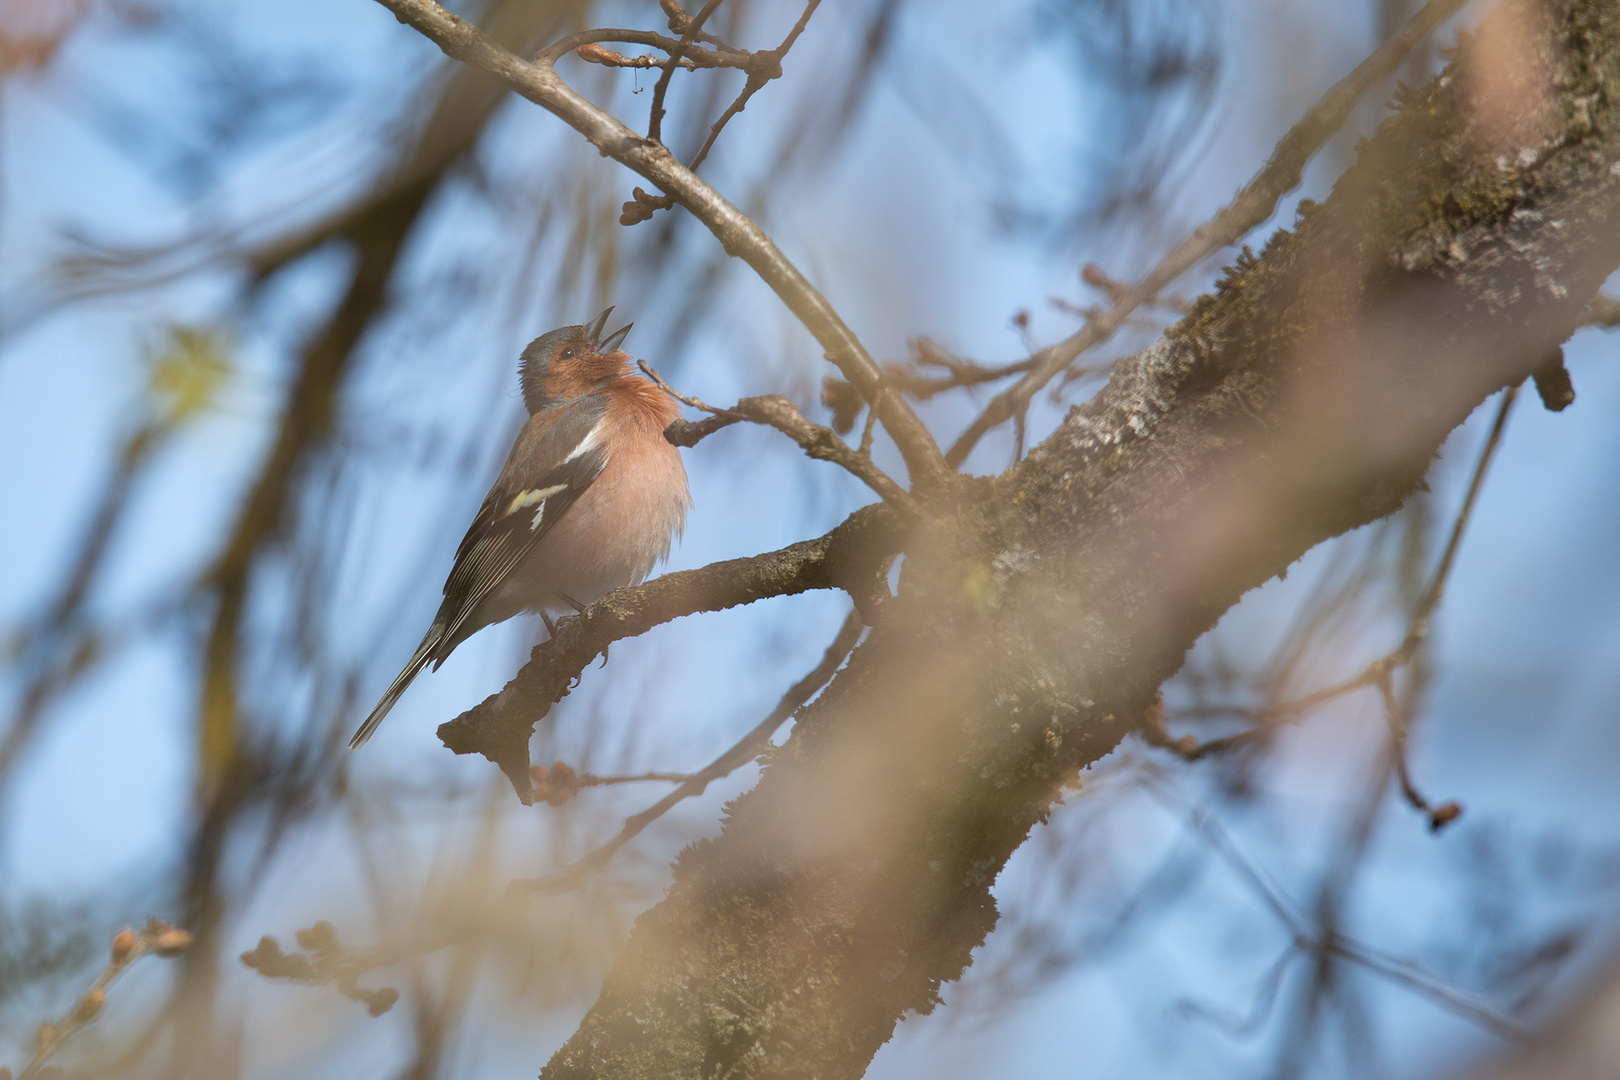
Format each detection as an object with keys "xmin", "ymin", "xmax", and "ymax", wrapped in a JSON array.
[{"xmin": 505, "ymin": 483, "xmax": 568, "ymax": 516}]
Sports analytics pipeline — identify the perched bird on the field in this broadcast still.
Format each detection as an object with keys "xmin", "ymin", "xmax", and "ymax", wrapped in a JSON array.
[{"xmin": 349, "ymin": 308, "xmax": 690, "ymax": 749}]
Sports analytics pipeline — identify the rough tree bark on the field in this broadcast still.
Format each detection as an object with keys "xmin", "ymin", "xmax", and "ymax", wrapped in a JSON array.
[{"xmin": 524, "ymin": 2, "xmax": 1620, "ymax": 1076}]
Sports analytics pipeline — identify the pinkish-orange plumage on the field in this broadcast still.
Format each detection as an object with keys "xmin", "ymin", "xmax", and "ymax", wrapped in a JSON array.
[{"xmin": 350, "ymin": 309, "xmax": 690, "ymax": 749}]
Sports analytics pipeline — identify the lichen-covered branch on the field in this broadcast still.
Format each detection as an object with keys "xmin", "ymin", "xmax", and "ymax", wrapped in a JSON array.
[{"xmin": 535, "ymin": 3, "xmax": 1620, "ymax": 1076}]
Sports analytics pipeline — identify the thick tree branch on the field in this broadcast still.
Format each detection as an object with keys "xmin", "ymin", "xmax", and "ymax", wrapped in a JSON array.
[
  {"xmin": 373, "ymin": 0, "xmax": 952, "ymax": 492},
  {"xmin": 536, "ymin": 3, "xmax": 1620, "ymax": 1075}
]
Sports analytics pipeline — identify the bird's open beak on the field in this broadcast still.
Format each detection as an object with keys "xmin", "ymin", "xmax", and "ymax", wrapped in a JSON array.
[
  {"xmin": 585, "ymin": 306, "xmax": 615, "ymax": 348},
  {"xmin": 597, "ymin": 321, "xmax": 633, "ymax": 354}
]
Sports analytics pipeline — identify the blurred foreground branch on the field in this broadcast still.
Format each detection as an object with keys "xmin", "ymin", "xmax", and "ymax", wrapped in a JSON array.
[{"xmin": 6, "ymin": 921, "xmax": 192, "ymax": 1080}]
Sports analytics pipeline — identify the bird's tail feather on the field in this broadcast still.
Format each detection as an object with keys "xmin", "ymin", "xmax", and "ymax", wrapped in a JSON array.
[{"xmin": 349, "ymin": 626, "xmax": 441, "ymax": 750}]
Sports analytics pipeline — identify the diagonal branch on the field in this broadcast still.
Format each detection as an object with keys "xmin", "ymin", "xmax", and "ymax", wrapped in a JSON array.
[
  {"xmin": 436, "ymin": 505, "xmax": 904, "ymax": 796},
  {"xmin": 374, "ymin": 0, "xmax": 951, "ymax": 492},
  {"xmin": 946, "ymin": 0, "xmax": 1475, "ymax": 468},
  {"xmin": 639, "ymin": 360, "xmax": 919, "ymax": 511},
  {"xmin": 687, "ymin": 0, "xmax": 823, "ymax": 175},
  {"xmin": 510, "ymin": 607, "xmax": 866, "ymax": 894}
]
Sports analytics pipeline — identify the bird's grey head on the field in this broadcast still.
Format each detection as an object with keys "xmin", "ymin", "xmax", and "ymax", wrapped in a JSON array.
[{"xmin": 516, "ymin": 307, "xmax": 632, "ymax": 414}]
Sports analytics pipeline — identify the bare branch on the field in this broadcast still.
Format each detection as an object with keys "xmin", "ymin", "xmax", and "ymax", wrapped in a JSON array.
[
  {"xmin": 648, "ymin": 0, "xmax": 724, "ymax": 144},
  {"xmin": 10, "ymin": 921, "xmax": 193, "ymax": 1080},
  {"xmin": 1148, "ymin": 387, "xmax": 1518, "ymax": 767},
  {"xmin": 947, "ymin": 0, "xmax": 1475, "ymax": 468},
  {"xmin": 509, "ymin": 607, "xmax": 865, "ymax": 894},
  {"xmin": 688, "ymin": 0, "xmax": 823, "ymax": 174},
  {"xmin": 436, "ymin": 506, "xmax": 903, "ymax": 795},
  {"xmin": 639, "ymin": 361, "xmax": 919, "ymax": 512},
  {"xmin": 371, "ymin": 0, "xmax": 951, "ymax": 491}
]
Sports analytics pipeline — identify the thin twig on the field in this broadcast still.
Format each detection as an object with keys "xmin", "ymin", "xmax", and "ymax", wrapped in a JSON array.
[
  {"xmin": 11, "ymin": 921, "xmax": 193, "ymax": 1080},
  {"xmin": 526, "ymin": 760, "xmax": 697, "ymax": 806},
  {"xmin": 1146, "ymin": 774, "xmax": 1529, "ymax": 1042},
  {"xmin": 375, "ymin": 0, "xmax": 951, "ymax": 491},
  {"xmin": 946, "ymin": 0, "xmax": 1475, "ymax": 468},
  {"xmin": 539, "ymin": 28, "xmax": 745, "ymax": 68},
  {"xmin": 857, "ymin": 400, "xmax": 879, "ymax": 458},
  {"xmin": 1148, "ymin": 386, "xmax": 1516, "ymax": 763},
  {"xmin": 819, "ymin": 339, "xmax": 1038, "ymax": 434},
  {"xmin": 508, "ymin": 608, "xmax": 864, "ymax": 895},
  {"xmin": 648, "ymin": 0, "xmax": 723, "ymax": 144},
  {"xmin": 1376, "ymin": 670, "xmax": 1461, "ymax": 831},
  {"xmin": 687, "ymin": 0, "xmax": 822, "ymax": 173},
  {"xmin": 640, "ymin": 360, "xmax": 919, "ymax": 512}
]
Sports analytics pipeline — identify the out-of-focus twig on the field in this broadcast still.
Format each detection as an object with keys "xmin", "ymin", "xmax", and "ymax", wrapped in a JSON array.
[
  {"xmin": 1143, "ymin": 386, "xmax": 1516, "ymax": 813},
  {"xmin": 238, "ymin": 921, "xmax": 401, "ymax": 1017},
  {"xmin": 1147, "ymin": 773, "xmax": 1529, "ymax": 1042},
  {"xmin": 243, "ymin": 610, "xmax": 865, "ymax": 999},
  {"xmin": 821, "ymin": 339, "xmax": 1041, "ymax": 435},
  {"xmin": 947, "ymin": 0, "xmax": 1475, "ymax": 468},
  {"xmin": 509, "ymin": 607, "xmax": 865, "ymax": 895},
  {"xmin": 8, "ymin": 921, "xmax": 193, "ymax": 1080},
  {"xmin": 1376, "ymin": 670, "xmax": 1462, "ymax": 831}
]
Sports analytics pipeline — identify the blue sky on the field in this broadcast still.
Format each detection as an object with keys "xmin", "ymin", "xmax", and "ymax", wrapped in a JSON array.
[{"xmin": 3, "ymin": 1, "xmax": 1618, "ymax": 1077}]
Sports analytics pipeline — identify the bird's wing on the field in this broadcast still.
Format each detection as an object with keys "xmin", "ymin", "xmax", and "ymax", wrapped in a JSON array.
[{"xmin": 431, "ymin": 397, "xmax": 611, "ymax": 657}]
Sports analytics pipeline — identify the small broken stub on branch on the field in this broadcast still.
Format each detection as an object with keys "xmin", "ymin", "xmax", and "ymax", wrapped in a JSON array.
[
  {"xmin": 621, "ymin": 185, "xmax": 675, "ymax": 225},
  {"xmin": 1530, "ymin": 345, "xmax": 1576, "ymax": 411}
]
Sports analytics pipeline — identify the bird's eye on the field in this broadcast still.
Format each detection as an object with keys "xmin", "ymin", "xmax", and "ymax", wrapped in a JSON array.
[{"xmin": 560, "ymin": 347, "xmax": 576, "ymax": 360}]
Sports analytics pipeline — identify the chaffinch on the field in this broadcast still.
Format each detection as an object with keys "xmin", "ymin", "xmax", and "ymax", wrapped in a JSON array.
[{"xmin": 350, "ymin": 308, "xmax": 690, "ymax": 749}]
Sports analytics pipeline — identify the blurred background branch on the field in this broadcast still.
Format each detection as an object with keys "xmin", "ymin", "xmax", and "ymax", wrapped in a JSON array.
[{"xmin": 3, "ymin": 0, "xmax": 1619, "ymax": 1078}]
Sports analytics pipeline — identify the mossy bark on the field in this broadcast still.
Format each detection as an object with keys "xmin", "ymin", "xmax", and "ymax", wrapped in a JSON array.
[{"xmin": 543, "ymin": 2, "xmax": 1620, "ymax": 1076}]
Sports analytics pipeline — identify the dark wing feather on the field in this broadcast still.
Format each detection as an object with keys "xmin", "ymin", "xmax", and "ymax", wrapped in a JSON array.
[{"xmin": 430, "ymin": 397, "xmax": 609, "ymax": 660}]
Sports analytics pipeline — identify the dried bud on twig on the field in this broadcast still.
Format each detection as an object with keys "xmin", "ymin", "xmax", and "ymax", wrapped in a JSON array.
[
  {"xmin": 150, "ymin": 924, "xmax": 193, "ymax": 956},
  {"xmin": 577, "ymin": 42, "xmax": 626, "ymax": 65},
  {"xmin": 1428, "ymin": 802, "xmax": 1463, "ymax": 832},
  {"xmin": 529, "ymin": 761, "xmax": 579, "ymax": 806},
  {"xmin": 820, "ymin": 376, "xmax": 864, "ymax": 435},
  {"xmin": 620, "ymin": 186, "xmax": 675, "ymax": 226},
  {"xmin": 111, "ymin": 927, "xmax": 136, "ymax": 962},
  {"xmin": 296, "ymin": 921, "xmax": 340, "ymax": 954},
  {"xmin": 37, "ymin": 1022, "xmax": 56, "ymax": 1047},
  {"xmin": 363, "ymin": 987, "xmax": 400, "ymax": 1017},
  {"xmin": 74, "ymin": 988, "xmax": 106, "ymax": 1022}
]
